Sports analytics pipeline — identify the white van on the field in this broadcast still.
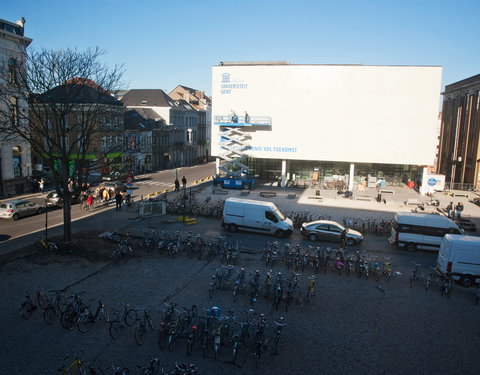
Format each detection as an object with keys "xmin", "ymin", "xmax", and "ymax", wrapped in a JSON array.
[
  {"xmin": 437, "ymin": 234, "xmax": 480, "ymax": 287},
  {"xmin": 389, "ymin": 212, "xmax": 463, "ymax": 252},
  {"xmin": 222, "ymin": 197, "xmax": 293, "ymax": 238}
]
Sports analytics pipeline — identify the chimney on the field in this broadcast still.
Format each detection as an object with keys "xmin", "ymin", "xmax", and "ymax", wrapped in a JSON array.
[{"xmin": 16, "ymin": 17, "xmax": 26, "ymax": 28}]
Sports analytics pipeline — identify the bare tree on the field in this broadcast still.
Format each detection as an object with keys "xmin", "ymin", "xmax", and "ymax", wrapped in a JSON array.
[{"xmin": 0, "ymin": 47, "xmax": 125, "ymax": 243}]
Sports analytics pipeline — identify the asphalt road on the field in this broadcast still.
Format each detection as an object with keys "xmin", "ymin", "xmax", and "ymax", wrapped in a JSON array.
[{"xmin": 0, "ymin": 162, "xmax": 216, "ymax": 243}]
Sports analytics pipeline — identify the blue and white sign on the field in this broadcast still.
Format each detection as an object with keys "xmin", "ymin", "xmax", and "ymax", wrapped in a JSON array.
[{"xmin": 427, "ymin": 178, "xmax": 437, "ymax": 186}]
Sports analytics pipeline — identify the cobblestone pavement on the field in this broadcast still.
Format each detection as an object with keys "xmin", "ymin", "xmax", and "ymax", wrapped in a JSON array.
[
  {"xmin": 1, "ymin": 212, "xmax": 479, "ymax": 375},
  {"xmin": 1, "ymin": 184, "xmax": 479, "ymax": 374}
]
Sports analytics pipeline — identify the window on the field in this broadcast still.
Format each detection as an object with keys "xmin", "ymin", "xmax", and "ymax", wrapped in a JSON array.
[
  {"xmin": 12, "ymin": 146, "xmax": 22, "ymax": 177},
  {"xmin": 265, "ymin": 211, "xmax": 278, "ymax": 223},
  {"xmin": 63, "ymin": 136, "xmax": 70, "ymax": 152},
  {"xmin": 10, "ymin": 96, "xmax": 19, "ymax": 127},
  {"xmin": 100, "ymin": 136, "xmax": 106, "ymax": 153},
  {"xmin": 8, "ymin": 58, "xmax": 18, "ymax": 84},
  {"xmin": 328, "ymin": 225, "xmax": 342, "ymax": 233},
  {"xmin": 316, "ymin": 224, "xmax": 329, "ymax": 231}
]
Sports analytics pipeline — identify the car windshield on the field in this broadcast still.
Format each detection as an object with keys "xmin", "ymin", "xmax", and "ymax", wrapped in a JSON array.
[{"xmin": 273, "ymin": 208, "xmax": 285, "ymax": 221}]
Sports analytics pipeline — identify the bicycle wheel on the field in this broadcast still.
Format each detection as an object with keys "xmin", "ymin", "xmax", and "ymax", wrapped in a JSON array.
[
  {"xmin": 158, "ymin": 330, "xmax": 167, "ymax": 350},
  {"xmin": 147, "ymin": 360, "xmax": 159, "ymax": 375},
  {"xmin": 61, "ymin": 310, "xmax": 77, "ymax": 330},
  {"xmin": 43, "ymin": 306, "xmax": 55, "ymax": 325},
  {"xmin": 273, "ymin": 335, "xmax": 280, "ymax": 354},
  {"xmin": 20, "ymin": 302, "xmax": 35, "ymax": 319},
  {"xmin": 109, "ymin": 320, "xmax": 123, "ymax": 340},
  {"xmin": 125, "ymin": 309, "xmax": 137, "ymax": 326},
  {"xmin": 134, "ymin": 323, "xmax": 146, "ymax": 345},
  {"xmin": 77, "ymin": 314, "xmax": 94, "ymax": 333},
  {"xmin": 168, "ymin": 335, "xmax": 175, "ymax": 352},
  {"xmin": 101, "ymin": 309, "xmax": 110, "ymax": 323},
  {"xmin": 232, "ymin": 347, "xmax": 238, "ymax": 364},
  {"xmin": 38, "ymin": 293, "xmax": 49, "ymax": 309},
  {"xmin": 55, "ymin": 295, "xmax": 67, "ymax": 313}
]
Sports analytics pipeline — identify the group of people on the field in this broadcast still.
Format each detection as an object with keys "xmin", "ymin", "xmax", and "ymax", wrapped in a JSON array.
[
  {"xmin": 32, "ymin": 177, "xmax": 45, "ymax": 193},
  {"xmin": 229, "ymin": 110, "xmax": 250, "ymax": 123},
  {"xmin": 81, "ymin": 186, "xmax": 132, "ymax": 212},
  {"xmin": 446, "ymin": 201, "xmax": 464, "ymax": 220},
  {"xmin": 174, "ymin": 176, "xmax": 187, "ymax": 191}
]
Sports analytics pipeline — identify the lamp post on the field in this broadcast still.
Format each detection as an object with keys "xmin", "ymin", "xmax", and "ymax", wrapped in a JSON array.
[{"xmin": 44, "ymin": 196, "xmax": 48, "ymax": 241}]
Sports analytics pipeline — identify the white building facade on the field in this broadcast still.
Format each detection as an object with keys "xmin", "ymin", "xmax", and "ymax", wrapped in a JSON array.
[
  {"xmin": 0, "ymin": 18, "xmax": 32, "ymax": 197},
  {"xmin": 212, "ymin": 62, "xmax": 443, "ymax": 189}
]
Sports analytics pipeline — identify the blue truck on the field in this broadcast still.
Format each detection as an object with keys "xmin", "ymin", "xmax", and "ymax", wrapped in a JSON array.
[{"xmin": 213, "ymin": 175, "xmax": 256, "ymax": 190}]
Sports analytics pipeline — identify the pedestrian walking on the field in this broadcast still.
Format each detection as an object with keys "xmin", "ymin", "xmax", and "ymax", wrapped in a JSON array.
[
  {"xmin": 102, "ymin": 188, "xmax": 110, "ymax": 202},
  {"xmin": 182, "ymin": 176, "xmax": 187, "ymax": 189},
  {"xmin": 115, "ymin": 191, "xmax": 123, "ymax": 211},
  {"xmin": 244, "ymin": 111, "xmax": 250, "ymax": 123},
  {"xmin": 446, "ymin": 202, "xmax": 453, "ymax": 218},
  {"xmin": 174, "ymin": 179, "xmax": 180, "ymax": 191},
  {"xmin": 455, "ymin": 202, "xmax": 464, "ymax": 220},
  {"xmin": 39, "ymin": 178, "xmax": 45, "ymax": 193},
  {"xmin": 86, "ymin": 195, "xmax": 93, "ymax": 211}
]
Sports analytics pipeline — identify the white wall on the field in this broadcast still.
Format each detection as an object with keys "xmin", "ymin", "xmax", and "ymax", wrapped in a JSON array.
[{"xmin": 211, "ymin": 64, "xmax": 442, "ymax": 165}]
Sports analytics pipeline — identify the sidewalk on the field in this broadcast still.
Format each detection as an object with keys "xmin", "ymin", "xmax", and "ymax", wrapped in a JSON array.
[{"xmin": 0, "ymin": 206, "xmax": 138, "ymax": 264}]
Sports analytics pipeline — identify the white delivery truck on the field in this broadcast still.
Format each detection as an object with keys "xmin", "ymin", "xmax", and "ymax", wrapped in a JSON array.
[
  {"xmin": 222, "ymin": 197, "xmax": 293, "ymax": 238},
  {"xmin": 389, "ymin": 212, "xmax": 463, "ymax": 252},
  {"xmin": 436, "ymin": 234, "xmax": 480, "ymax": 287}
]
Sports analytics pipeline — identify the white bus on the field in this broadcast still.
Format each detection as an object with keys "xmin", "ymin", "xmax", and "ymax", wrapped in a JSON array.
[{"xmin": 389, "ymin": 212, "xmax": 463, "ymax": 252}]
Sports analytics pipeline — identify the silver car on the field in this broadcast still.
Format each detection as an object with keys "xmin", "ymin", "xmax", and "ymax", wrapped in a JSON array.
[
  {"xmin": 0, "ymin": 199, "xmax": 45, "ymax": 220},
  {"xmin": 300, "ymin": 220, "xmax": 364, "ymax": 245}
]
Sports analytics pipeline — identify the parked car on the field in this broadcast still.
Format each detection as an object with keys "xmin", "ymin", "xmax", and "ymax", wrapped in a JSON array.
[
  {"xmin": 99, "ymin": 181, "xmax": 127, "ymax": 193},
  {"xmin": 300, "ymin": 220, "xmax": 364, "ymax": 245},
  {"xmin": 102, "ymin": 170, "xmax": 135, "ymax": 183},
  {"xmin": 0, "ymin": 199, "xmax": 44, "ymax": 220},
  {"xmin": 44, "ymin": 192, "xmax": 81, "ymax": 207}
]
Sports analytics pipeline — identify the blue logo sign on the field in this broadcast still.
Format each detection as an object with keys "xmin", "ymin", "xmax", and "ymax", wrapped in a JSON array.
[
  {"xmin": 222, "ymin": 73, "xmax": 230, "ymax": 83},
  {"xmin": 427, "ymin": 178, "xmax": 437, "ymax": 186}
]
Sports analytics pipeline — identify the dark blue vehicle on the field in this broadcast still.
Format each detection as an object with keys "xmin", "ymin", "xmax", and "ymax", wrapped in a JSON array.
[{"xmin": 213, "ymin": 175, "xmax": 256, "ymax": 190}]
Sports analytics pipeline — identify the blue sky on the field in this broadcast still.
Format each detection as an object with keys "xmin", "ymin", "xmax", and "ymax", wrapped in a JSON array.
[{"xmin": 3, "ymin": 0, "xmax": 480, "ymax": 95}]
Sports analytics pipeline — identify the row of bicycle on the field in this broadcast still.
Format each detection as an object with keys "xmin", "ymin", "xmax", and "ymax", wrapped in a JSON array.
[
  {"xmin": 102, "ymin": 229, "xmax": 241, "ymax": 263},
  {"xmin": 166, "ymin": 194, "xmax": 224, "ymax": 219},
  {"xmin": 20, "ymin": 289, "xmax": 286, "ymax": 367},
  {"xmin": 58, "ymin": 354, "xmax": 197, "ymax": 375},
  {"xmin": 407, "ymin": 261, "xmax": 480, "ymax": 302},
  {"xmin": 209, "ymin": 266, "xmax": 317, "ymax": 311},
  {"xmin": 262, "ymin": 242, "xmax": 393, "ymax": 281},
  {"xmin": 341, "ymin": 216, "xmax": 393, "ymax": 236}
]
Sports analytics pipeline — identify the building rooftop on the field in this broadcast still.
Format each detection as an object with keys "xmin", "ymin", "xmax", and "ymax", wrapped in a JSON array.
[
  {"xmin": 444, "ymin": 73, "xmax": 480, "ymax": 93},
  {"xmin": 0, "ymin": 18, "xmax": 25, "ymax": 36},
  {"xmin": 36, "ymin": 78, "xmax": 123, "ymax": 106},
  {"xmin": 122, "ymin": 89, "xmax": 177, "ymax": 108},
  {"xmin": 124, "ymin": 109, "xmax": 163, "ymax": 130}
]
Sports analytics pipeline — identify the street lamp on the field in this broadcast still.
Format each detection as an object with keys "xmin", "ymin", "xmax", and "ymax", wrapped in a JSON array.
[{"xmin": 44, "ymin": 196, "xmax": 48, "ymax": 241}]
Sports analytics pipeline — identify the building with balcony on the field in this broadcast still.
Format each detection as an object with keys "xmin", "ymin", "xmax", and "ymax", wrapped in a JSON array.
[
  {"xmin": 437, "ymin": 74, "xmax": 480, "ymax": 189},
  {"xmin": 123, "ymin": 108, "xmax": 166, "ymax": 173},
  {"xmin": 0, "ymin": 17, "xmax": 32, "ymax": 197},
  {"xmin": 169, "ymin": 85, "xmax": 211, "ymax": 162}
]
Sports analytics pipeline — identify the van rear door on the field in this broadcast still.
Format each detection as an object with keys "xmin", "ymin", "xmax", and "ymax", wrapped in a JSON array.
[{"xmin": 437, "ymin": 235, "xmax": 453, "ymax": 274}]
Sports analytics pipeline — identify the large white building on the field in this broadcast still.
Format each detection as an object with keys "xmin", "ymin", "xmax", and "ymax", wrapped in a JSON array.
[
  {"xmin": 212, "ymin": 62, "xmax": 442, "ymax": 189},
  {"xmin": 0, "ymin": 18, "xmax": 32, "ymax": 197}
]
